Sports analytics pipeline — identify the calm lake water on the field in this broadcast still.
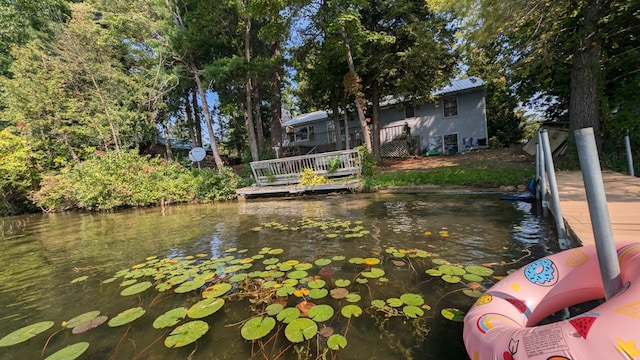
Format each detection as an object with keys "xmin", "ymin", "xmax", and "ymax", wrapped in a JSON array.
[{"xmin": 0, "ymin": 193, "xmax": 560, "ymax": 360}]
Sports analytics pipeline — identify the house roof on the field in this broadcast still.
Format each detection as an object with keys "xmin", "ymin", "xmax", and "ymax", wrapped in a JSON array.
[{"xmin": 284, "ymin": 77, "xmax": 485, "ymax": 127}]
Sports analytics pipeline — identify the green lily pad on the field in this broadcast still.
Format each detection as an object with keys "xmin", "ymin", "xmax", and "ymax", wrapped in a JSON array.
[
  {"xmin": 71, "ymin": 316, "xmax": 108, "ymax": 334},
  {"xmin": 441, "ymin": 308, "xmax": 465, "ymax": 322},
  {"xmin": 371, "ymin": 299, "xmax": 386, "ymax": 309},
  {"xmin": 175, "ymin": 278, "xmax": 205, "ymax": 293},
  {"xmin": 153, "ymin": 307, "xmax": 188, "ymax": 329},
  {"xmin": 355, "ymin": 278, "xmax": 368, "ymax": 284},
  {"xmin": 202, "ymin": 283, "xmax": 232, "ymax": 299},
  {"xmin": 71, "ymin": 276, "xmax": 88, "ymax": 283},
  {"xmin": 315, "ymin": 259, "xmax": 332, "ymax": 266},
  {"xmin": 121, "ymin": 281, "xmax": 153, "ymax": 296},
  {"xmin": 465, "ymin": 265, "xmax": 494, "ymax": 276},
  {"xmin": 308, "ymin": 304, "xmax": 334, "ymax": 322},
  {"xmin": 164, "ymin": 320, "xmax": 209, "ymax": 348},
  {"xmin": 241, "ymin": 316, "xmax": 276, "ymax": 341},
  {"xmin": 463, "ymin": 273, "xmax": 485, "ymax": 282},
  {"xmin": 294, "ymin": 263, "xmax": 313, "ymax": 271},
  {"xmin": 348, "ymin": 257, "xmax": 364, "ymax": 264},
  {"xmin": 332, "ymin": 255, "xmax": 346, "ymax": 261},
  {"xmin": 438, "ymin": 265, "xmax": 466, "ymax": 276},
  {"xmin": 307, "ymin": 279, "xmax": 326, "ymax": 289},
  {"xmin": 120, "ymin": 279, "xmax": 137, "ymax": 287},
  {"xmin": 276, "ymin": 307, "xmax": 300, "ymax": 323},
  {"xmin": 400, "ymin": 293, "xmax": 424, "ymax": 306},
  {"xmin": 345, "ymin": 293, "xmax": 361, "ymax": 303},
  {"xmin": 425, "ymin": 269, "xmax": 442, "ymax": 276},
  {"xmin": 268, "ymin": 248, "xmax": 284, "ymax": 255},
  {"xmin": 287, "ymin": 270, "xmax": 308, "ymax": 280},
  {"xmin": 463, "ymin": 289, "xmax": 484, "ymax": 298},
  {"xmin": 44, "ymin": 342, "xmax": 89, "ymax": 360},
  {"xmin": 340, "ymin": 305, "xmax": 362, "ymax": 318},
  {"xmin": 334, "ymin": 279, "xmax": 351, "ymax": 287},
  {"xmin": 432, "ymin": 258, "xmax": 450, "ymax": 265},
  {"xmin": 263, "ymin": 258, "xmax": 279, "ymax": 265},
  {"xmin": 229, "ymin": 273, "xmax": 248, "ymax": 282},
  {"xmin": 386, "ymin": 298, "xmax": 403, "ymax": 307},
  {"xmin": 156, "ymin": 283, "xmax": 172, "ymax": 292},
  {"xmin": 360, "ymin": 268, "xmax": 385, "ymax": 278},
  {"xmin": 284, "ymin": 318, "xmax": 317, "ymax": 343},
  {"xmin": 308, "ymin": 288, "xmax": 329, "ymax": 299},
  {"xmin": 108, "ymin": 307, "xmax": 146, "ymax": 327},
  {"xmin": 265, "ymin": 303, "xmax": 284, "ymax": 316},
  {"xmin": 403, "ymin": 305, "xmax": 424, "ymax": 318},
  {"xmin": 442, "ymin": 274, "xmax": 462, "ymax": 283},
  {"xmin": 326, "ymin": 233, "xmax": 338, "ymax": 238},
  {"xmin": 276, "ymin": 286, "xmax": 296, "ymax": 297},
  {"xmin": 66, "ymin": 311, "xmax": 100, "ymax": 329},
  {"xmin": 327, "ymin": 334, "xmax": 347, "ymax": 350},
  {"xmin": 187, "ymin": 297, "xmax": 225, "ymax": 319},
  {"xmin": 0, "ymin": 321, "xmax": 54, "ymax": 346}
]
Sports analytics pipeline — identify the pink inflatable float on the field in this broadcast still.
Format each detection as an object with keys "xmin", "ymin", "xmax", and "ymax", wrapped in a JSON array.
[{"xmin": 463, "ymin": 242, "xmax": 640, "ymax": 360}]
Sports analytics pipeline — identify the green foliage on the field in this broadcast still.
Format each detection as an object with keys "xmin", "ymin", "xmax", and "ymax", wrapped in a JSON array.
[
  {"xmin": 365, "ymin": 167, "xmax": 534, "ymax": 189},
  {"xmin": 298, "ymin": 168, "xmax": 329, "ymax": 186},
  {"xmin": 0, "ymin": 127, "xmax": 39, "ymax": 215},
  {"xmin": 357, "ymin": 145, "xmax": 377, "ymax": 177},
  {"xmin": 30, "ymin": 150, "xmax": 241, "ymax": 211}
]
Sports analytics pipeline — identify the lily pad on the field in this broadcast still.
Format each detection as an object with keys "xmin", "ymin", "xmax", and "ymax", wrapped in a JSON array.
[
  {"xmin": 308, "ymin": 304, "xmax": 334, "ymax": 322},
  {"xmin": 44, "ymin": 342, "xmax": 89, "ymax": 360},
  {"xmin": 360, "ymin": 268, "xmax": 385, "ymax": 278},
  {"xmin": 371, "ymin": 299, "xmax": 386, "ymax": 309},
  {"xmin": 425, "ymin": 269, "xmax": 442, "ymax": 276},
  {"xmin": 403, "ymin": 306, "xmax": 424, "ymax": 318},
  {"xmin": 386, "ymin": 298, "xmax": 403, "ymax": 307},
  {"xmin": 202, "ymin": 283, "xmax": 232, "ymax": 299},
  {"xmin": 327, "ymin": 334, "xmax": 347, "ymax": 350},
  {"xmin": 284, "ymin": 318, "xmax": 317, "ymax": 343},
  {"xmin": 307, "ymin": 279, "xmax": 326, "ymax": 289},
  {"xmin": 330, "ymin": 288, "xmax": 349, "ymax": 299},
  {"xmin": 314, "ymin": 259, "xmax": 332, "ymax": 266},
  {"xmin": 363, "ymin": 258, "xmax": 380, "ymax": 265},
  {"xmin": 71, "ymin": 316, "xmax": 108, "ymax": 334},
  {"xmin": 332, "ymin": 255, "xmax": 346, "ymax": 261},
  {"xmin": 276, "ymin": 307, "xmax": 300, "ymax": 323},
  {"xmin": 334, "ymin": 279, "xmax": 351, "ymax": 287},
  {"xmin": 121, "ymin": 281, "xmax": 153, "ymax": 296},
  {"xmin": 287, "ymin": 270, "xmax": 308, "ymax": 280},
  {"xmin": 442, "ymin": 274, "xmax": 462, "ymax": 283},
  {"xmin": 345, "ymin": 293, "xmax": 361, "ymax": 303},
  {"xmin": 441, "ymin": 307, "xmax": 465, "ymax": 322},
  {"xmin": 66, "ymin": 311, "xmax": 100, "ymax": 329},
  {"xmin": 164, "ymin": 320, "xmax": 209, "ymax": 348},
  {"xmin": 241, "ymin": 316, "xmax": 276, "ymax": 341},
  {"xmin": 438, "ymin": 265, "xmax": 466, "ymax": 276},
  {"xmin": 465, "ymin": 265, "xmax": 495, "ymax": 276},
  {"xmin": 276, "ymin": 286, "xmax": 296, "ymax": 297},
  {"xmin": 294, "ymin": 263, "xmax": 313, "ymax": 271},
  {"xmin": 432, "ymin": 258, "xmax": 450, "ymax": 265},
  {"xmin": 463, "ymin": 289, "xmax": 484, "ymax": 298},
  {"xmin": 348, "ymin": 257, "xmax": 364, "ymax": 264},
  {"xmin": 265, "ymin": 303, "xmax": 284, "ymax": 316},
  {"xmin": 400, "ymin": 293, "xmax": 424, "ymax": 306},
  {"xmin": 308, "ymin": 288, "xmax": 329, "ymax": 299},
  {"xmin": 187, "ymin": 297, "xmax": 225, "ymax": 319},
  {"xmin": 340, "ymin": 305, "xmax": 362, "ymax": 318},
  {"xmin": 463, "ymin": 273, "xmax": 485, "ymax": 282},
  {"xmin": 108, "ymin": 307, "xmax": 146, "ymax": 327},
  {"xmin": 70, "ymin": 276, "xmax": 88, "ymax": 283},
  {"xmin": 0, "ymin": 321, "xmax": 54, "ymax": 346},
  {"xmin": 153, "ymin": 307, "xmax": 188, "ymax": 329}
]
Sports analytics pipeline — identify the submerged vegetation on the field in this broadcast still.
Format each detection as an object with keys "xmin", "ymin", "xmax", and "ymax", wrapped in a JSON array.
[{"xmin": 0, "ymin": 216, "xmax": 533, "ymax": 359}]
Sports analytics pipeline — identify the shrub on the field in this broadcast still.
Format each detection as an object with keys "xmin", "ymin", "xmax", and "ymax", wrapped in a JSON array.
[{"xmin": 298, "ymin": 168, "xmax": 329, "ymax": 186}]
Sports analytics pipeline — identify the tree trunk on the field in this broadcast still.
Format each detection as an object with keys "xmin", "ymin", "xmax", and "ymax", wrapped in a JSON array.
[
  {"xmin": 342, "ymin": 26, "xmax": 372, "ymax": 153},
  {"xmin": 61, "ymin": 132, "xmax": 80, "ymax": 163},
  {"xmin": 343, "ymin": 112, "xmax": 350, "ymax": 150},
  {"xmin": 161, "ymin": 121, "xmax": 173, "ymax": 160},
  {"xmin": 333, "ymin": 107, "xmax": 342, "ymax": 150},
  {"xmin": 372, "ymin": 82, "xmax": 382, "ymax": 164},
  {"xmin": 192, "ymin": 64, "xmax": 224, "ymax": 169},
  {"xmin": 244, "ymin": 16, "xmax": 260, "ymax": 162},
  {"xmin": 190, "ymin": 88, "xmax": 203, "ymax": 147},
  {"xmin": 270, "ymin": 40, "xmax": 283, "ymax": 152},
  {"xmin": 569, "ymin": 0, "xmax": 601, "ymax": 150},
  {"xmin": 253, "ymin": 77, "xmax": 264, "ymax": 152}
]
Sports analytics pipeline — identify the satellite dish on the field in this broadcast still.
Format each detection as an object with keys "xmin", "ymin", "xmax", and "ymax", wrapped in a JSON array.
[{"xmin": 188, "ymin": 147, "xmax": 206, "ymax": 162}]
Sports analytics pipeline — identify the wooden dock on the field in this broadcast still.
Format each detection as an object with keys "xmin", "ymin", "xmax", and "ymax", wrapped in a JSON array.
[
  {"xmin": 236, "ymin": 180, "xmax": 361, "ymax": 199},
  {"xmin": 555, "ymin": 170, "xmax": 640, "ymax": 246}
]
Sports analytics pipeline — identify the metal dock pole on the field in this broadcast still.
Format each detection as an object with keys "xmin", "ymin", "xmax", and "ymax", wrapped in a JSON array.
[
  {"xmin": 537, "ymin": 132, "xmax": 548, "ymax": 213},
  {"xmin": 625, "ymin": 133, "xmax": 635, "ymax": 177},
  {"xmin": 575, "ymin": 127, "xmax": 623, "ymax": 300},
  {"xmin": 540, "ymin": 129, "xmax": 569, "ymax": 248}
]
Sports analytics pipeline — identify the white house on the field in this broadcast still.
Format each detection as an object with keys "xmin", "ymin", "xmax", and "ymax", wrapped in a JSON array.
[{"xmin": 282, "ymin": 77, "xmax": 488, "ymax": 157}]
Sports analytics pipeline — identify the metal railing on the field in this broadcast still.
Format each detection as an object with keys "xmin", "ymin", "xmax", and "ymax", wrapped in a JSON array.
[{"xmin": 250, "ymin": 149, "xmax": 362, "ymax": 186}]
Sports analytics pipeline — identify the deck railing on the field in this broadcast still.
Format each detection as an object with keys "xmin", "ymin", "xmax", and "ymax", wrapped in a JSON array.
[{"xmin": 250, "ymin": 149, "xmax": 362, "ymax": 186}]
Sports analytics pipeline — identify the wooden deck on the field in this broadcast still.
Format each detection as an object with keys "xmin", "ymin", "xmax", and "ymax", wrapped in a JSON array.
[
  {"xmin": 236, "ymin": 180, "xmax": 361, "ymax": 199},
  {"xmin": 555, "ymin": 170, "xmax": 640, "ymax": 246}
]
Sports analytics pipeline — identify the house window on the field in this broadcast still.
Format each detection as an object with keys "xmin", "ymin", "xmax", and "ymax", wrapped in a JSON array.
[
  {"xmin": 405, "ymin": 107, "xmax": 415, "ymax": 118},
  {"xmin": 443, "ymin": 97, "xmax": 458, "ymax": 117},
  {"xmin": 294, "ymin": 125, "xmax": 315, "ymax": 142}
]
